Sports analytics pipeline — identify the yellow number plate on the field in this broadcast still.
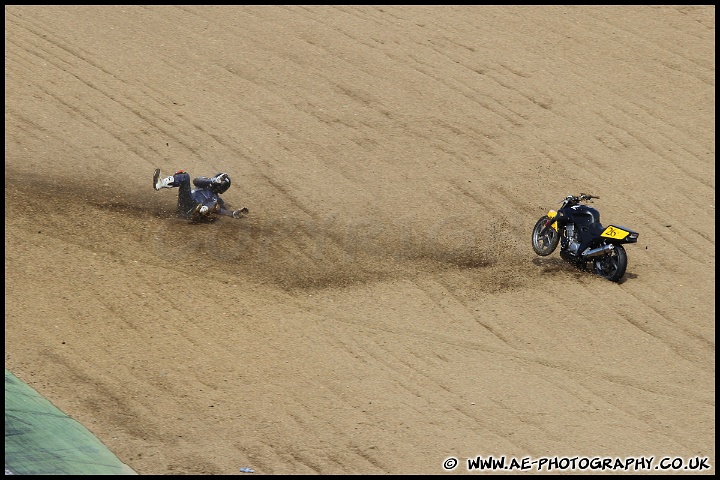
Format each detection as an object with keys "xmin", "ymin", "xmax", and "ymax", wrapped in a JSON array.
[{"xmin": 601, "ymin": 225, "xmax": 630, "ymax": 240}]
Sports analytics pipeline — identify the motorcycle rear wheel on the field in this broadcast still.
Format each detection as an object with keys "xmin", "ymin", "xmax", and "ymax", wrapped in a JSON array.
[
  {"xmin": 593, "ymin": 244, "xmax": 627, "ymax": 282},
  {"xmin": 531, "ymin": 216, "xmax": 560, "ymax": 256}
]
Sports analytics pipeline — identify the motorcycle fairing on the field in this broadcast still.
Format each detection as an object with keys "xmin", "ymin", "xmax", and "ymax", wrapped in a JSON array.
[{"xmin": 547, "ymin": 210, "xmax": 558, "ymax": 231}]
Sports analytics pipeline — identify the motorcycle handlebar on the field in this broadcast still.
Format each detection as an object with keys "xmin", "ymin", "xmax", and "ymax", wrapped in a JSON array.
[
  {"xmin": 560, "ymin": 193, "xmax": 599, "ymax": 205},
  {"xmin": 578, "ymin": 193, "xmax": 599, "ymax": 201}
]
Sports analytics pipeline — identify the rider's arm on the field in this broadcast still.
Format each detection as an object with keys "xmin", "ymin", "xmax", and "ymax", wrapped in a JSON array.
[
  {"xmin": 218, "ymin": 206, "xmax": 247, "ymax": 218},
  {"xmin": 215, "ymin": 197, "xmax": 234, "ymax": 217},
  {"xmin": 217, "ymin": 208, "xmax": 234, "ymax": 217},
  {"xmin": 193, "ymin": 176, "xmax": 213, "ymax": 188}
]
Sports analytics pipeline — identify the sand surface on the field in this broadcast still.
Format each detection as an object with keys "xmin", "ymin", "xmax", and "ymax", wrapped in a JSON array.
[{"xmin": 5, "ymin": 5, "xmax": 715, "ymax": 475}]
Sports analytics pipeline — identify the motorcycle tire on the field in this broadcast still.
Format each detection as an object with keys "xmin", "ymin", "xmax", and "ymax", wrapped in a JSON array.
[
  {"xmin": 531, "ymin": 215, "xmax": 560, "ymax": 256},
  {"xmin": 593, "ymin": 244, "xmax": 627, "ymax": 282}
]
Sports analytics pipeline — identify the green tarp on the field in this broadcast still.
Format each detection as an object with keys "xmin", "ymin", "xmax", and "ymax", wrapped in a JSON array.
[{"xmin": 5, "ymin": 369, "xmax": 137, "ymax": 475}]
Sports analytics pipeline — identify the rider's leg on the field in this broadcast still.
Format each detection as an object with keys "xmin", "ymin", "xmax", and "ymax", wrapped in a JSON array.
[
  {"xmin": 170, "ymin": 172, "xmax": 198, "ymax": 218},
  {"xmin": 154, "ymin": 169, "xmax": 204, "ymax": 219}
]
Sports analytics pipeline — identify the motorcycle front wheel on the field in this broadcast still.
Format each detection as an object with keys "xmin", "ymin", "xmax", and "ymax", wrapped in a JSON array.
[
  {"xmin": 531, "ymin": 216, "xmax": 559, "ymax": 256},
  {"xmin": 593, "ymin": 244, "xmax": 627, "ymax": 282}
]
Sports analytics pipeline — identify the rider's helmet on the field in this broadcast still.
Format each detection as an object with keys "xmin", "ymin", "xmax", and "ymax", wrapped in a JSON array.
[{"xmin": 210, "ymin": 172, "xmax": 231, "ymax": 194}]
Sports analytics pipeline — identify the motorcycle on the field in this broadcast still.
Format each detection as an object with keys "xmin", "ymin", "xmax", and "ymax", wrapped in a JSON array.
[{"xmin": 531, "ymin": 193, "xmax": 639, "ymax": 282}]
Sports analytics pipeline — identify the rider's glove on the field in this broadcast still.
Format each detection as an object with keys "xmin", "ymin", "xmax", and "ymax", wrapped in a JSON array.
[{"xmin": 232, "ymin": 207, "xmax": 249, "ymax": 219}]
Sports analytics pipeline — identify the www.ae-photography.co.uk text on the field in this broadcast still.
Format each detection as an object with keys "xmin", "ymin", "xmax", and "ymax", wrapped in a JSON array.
[{"xmin": 442, "ymin": 455, "xmax": 712, "ymax": 473}]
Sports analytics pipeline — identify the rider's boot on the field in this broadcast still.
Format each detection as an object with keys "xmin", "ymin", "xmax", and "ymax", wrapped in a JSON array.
[{"xmin": 153, "ymin": 168, "xmax": 177, "ymax": 190}]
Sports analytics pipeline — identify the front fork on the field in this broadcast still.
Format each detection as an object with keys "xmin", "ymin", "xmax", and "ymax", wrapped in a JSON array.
[{"xmin": 540, "ymin": 210, "xmax": 559, "ymax": 236}]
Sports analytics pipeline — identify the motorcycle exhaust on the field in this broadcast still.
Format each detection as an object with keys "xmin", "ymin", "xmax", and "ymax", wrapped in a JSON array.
[{"xmin": 582, "ymin": 244, "xmax": 614, "ymax": 258}]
